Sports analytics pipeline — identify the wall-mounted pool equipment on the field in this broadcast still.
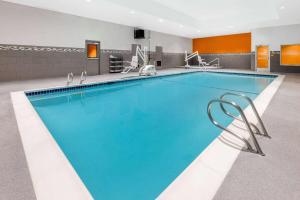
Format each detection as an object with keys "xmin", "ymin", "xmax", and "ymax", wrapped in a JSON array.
[
  {"xmin": 185, "ymin": 51, "xmax": 220, "ymax": 69},
  {"xmin": 122, "ymin": 45, "xmax": 157, "ymax": 76},
  {"xmin": 185, "ymin": 51, "xmax": 201, "ymax": 68}
]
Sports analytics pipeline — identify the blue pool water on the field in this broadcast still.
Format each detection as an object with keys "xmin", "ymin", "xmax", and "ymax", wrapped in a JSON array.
[{"xmin": 28, "ymin": 72, "xmax": 275, "ymax": 200}]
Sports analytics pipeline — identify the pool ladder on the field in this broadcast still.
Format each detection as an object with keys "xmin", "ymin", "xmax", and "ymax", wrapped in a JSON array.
[
  {"xmin": 80, "ymin": 71, "xmax": 87, "ymax": 84},
  {"xmin": 66, "ymin": 71, "xmax": 87, "ymax": 85},
  {"xmin": 207, "ymin": 92, "xmax": 270, "ymax": 156},
  {"xmin": 67, "ymin": 72, "xmax": 74, "ymax": 85}
]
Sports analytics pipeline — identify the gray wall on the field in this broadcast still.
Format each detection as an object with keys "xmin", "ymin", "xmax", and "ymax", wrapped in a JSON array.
[
  {"xmin": 270, "ymin": 51, "xmax": 300, "ymax": 73},
  {"xmin": 252, "ymin": 24, "xmax": 300, "ymax": 73},
  {"xmin": 189, "ymin": 53, "xmax": 252, "ymax": 70},
  {"xmin": 0, "ymin": 44, "xmax": 185, "ymax": 81},
  {"xmin": 252, "ymin": 24, "xmax": 300, "ymax": 51},
  {"xmin": 0, "ymin": 1, "xmax": 191, "ymax": 53},
  {"xmin": 0, "ymin": 45, "xmax": 88, "ymax": 82},
  {"xmin": 200, "ymin": 54, "xmax": 251, "ymax": 69},
  {"xmin": 136, "ymin": 31, "xmax": 192, "ymax": 53},
  {"xmin": 0, "ymin": 1, "xmax": 189, "ymax": 81},
  {"xmin": 250, "ymin": 52, "xmax": 255, "ymax": 71},
  {"xmin": 189, "ymin": 24, "xmax": 300, "ymax": 72}
]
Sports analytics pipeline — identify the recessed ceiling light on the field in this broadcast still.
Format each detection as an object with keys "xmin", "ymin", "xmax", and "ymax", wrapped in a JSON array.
[
  {"xmin": 280, "ymin": 5, "xmax": 285, "ymax": 10},
  {"xmin": 158, "ymin": 18, "xmax": 164, "ymax": 23},
  {"xmin": 85, "ymin": 0, "xmax": 91, "ymax": 2},
  {"xmin": 227, "ymin": 25, "xmax": 234, "ymax": 28},
  {"xmin": 130, "ymin": 10, "xmax": 135, "ymax": 14},
  {"xmin": 179, "ymin": 24, "xmax": 184, "ymax": 28},
  {"xmin": 197, "ymin": 30, "xmax": 201, "ymax": 33}
]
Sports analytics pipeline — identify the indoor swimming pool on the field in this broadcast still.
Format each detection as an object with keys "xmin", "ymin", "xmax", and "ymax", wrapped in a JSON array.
[{"xmin": 26, "ymin": 72, "xmax": 275, "ymax": 200}]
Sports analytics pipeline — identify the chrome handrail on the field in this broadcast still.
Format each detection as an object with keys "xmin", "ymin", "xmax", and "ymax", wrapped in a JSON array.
[
  {"xmin": 207, "ymin": 99, "xmax": 265, "ymax": 156},
  {"xmin": 67, "ymin": 72, "xmax": 74, "ymax": 85},
  {"xmin": 80, "ymin": 71, "xmax": 87, "ymax": 84},
  {"xmin": 220, "ymin": 92, "xmax": 270, "ymax": 138}
]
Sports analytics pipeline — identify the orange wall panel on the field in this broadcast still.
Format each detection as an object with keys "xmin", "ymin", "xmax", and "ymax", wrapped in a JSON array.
[
  {"xmin": 193, "ymin": 33, "xmax": 251, "ymax": 54},
  {"xmin": 281, "ymin": 45, "xmax": 300, "ymax": 66}
]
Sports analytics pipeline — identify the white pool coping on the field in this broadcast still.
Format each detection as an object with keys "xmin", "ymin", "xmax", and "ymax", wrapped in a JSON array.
[
  {"xmin": 11, "ymin": 93, "xmax": 94, "ymax": 199},
  {"xmin": 157, "ymin": 74, "xmax": 285, "ymax": 200},
  {"xmin": 11, "ymin": 70, "xmax": 284, "ymax": 200}
]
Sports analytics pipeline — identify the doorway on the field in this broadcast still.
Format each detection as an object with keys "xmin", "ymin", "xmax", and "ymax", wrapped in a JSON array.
[{"xmin": 256, "ymin": 45, "xmax": 270, "ymax": 72}]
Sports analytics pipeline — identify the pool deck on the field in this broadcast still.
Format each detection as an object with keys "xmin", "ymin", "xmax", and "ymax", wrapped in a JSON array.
[
  {"xmin": 0, "ymin": 68, "xmax": 299, "ymax": 200},
  {"xmin": 213, "ymin": 74, "xmax": 300, "ymax": 200}
]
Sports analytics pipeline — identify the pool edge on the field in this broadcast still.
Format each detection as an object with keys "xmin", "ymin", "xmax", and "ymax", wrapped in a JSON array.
[
  {"xmin": 157, "ymin": 74, "xmax": 285, "ymax": 200},
  {"xmin": 10, "ymin": 91, "xmax": 94, "ymax": 200},
  {"xmin": 11, "ymin": 70, "xmax": 284, "ymax": 200}
]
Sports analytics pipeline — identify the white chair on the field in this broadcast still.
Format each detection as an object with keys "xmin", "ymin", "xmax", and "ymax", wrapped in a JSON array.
[
  {"xmin": 198, "ymin": 55, "xmax": 208, "ymax": 67},
  {"xmin": 122, "ymin": 56, "xmax": 139, "ymax": 74}
]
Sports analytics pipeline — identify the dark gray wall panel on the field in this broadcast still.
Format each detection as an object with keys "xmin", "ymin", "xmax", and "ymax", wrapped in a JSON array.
[
  {"xmin": 270, "ymin": 51, "xmax": 300, "ymax": 73},
  {"xmin": 87, "ymin": 59, "xmax": 100, "ymax": 75},
  {"xmin": 99, "ymin": 52, "xmax": 110, "ymax": 75},
  {"xmin": 162, "ymin": 53, "xmax": 185, "ymax": 69},
  {"xmin": 250, "ymin": 52, "xmax": 255, "ymax": 71},
  {"xmin": 202, "ymin": 54, "xmax": 251, "ymax": 69},
  {"xmin": 154, "ymin": 46, "xmax": 163, "ymax": 61},
  {"xmin": 250, "ymin": 51, "xmax": 300, "ymax": 73},
  {"xmin": 191, "ymin": 53, "xmax": 252, "ymax": 69},
  {"xmin": 0, "ymin": 45, "xmax": 88, "ymax": 81},
  {"xmin": 0, "ymin": 44, "xmax": 186, "ymax": 81}
]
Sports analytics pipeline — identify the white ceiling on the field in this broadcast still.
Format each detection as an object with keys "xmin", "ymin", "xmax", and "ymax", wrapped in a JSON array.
[{"xmin": 3, "ymin": 0, "xmax": 300, "ymax": 38}]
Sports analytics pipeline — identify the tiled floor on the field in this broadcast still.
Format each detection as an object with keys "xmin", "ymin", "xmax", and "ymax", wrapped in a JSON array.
[
  {"xmin": 0, "ymin": 92, "xmax": 36, "ymax": 200},
  {"xmin": 1, "ymin": 68, "xmax": 299, "ymax": 200}
]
